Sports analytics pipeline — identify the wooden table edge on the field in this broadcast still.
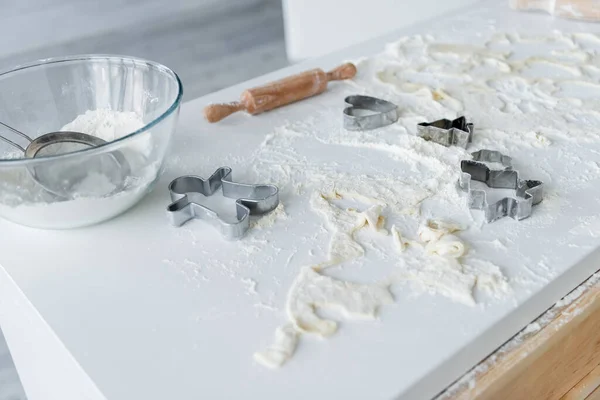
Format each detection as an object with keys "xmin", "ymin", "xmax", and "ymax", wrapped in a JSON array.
[{"xmin": 437, "ymin": 271, "xmax": 600, "ymax": 400}]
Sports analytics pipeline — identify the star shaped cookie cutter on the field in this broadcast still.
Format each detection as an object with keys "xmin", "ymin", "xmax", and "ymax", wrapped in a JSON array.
[
  {"xmin": 166, "ymin": 167, "xmax": 280, "ymax": 240},
  {"xmin": 458, "ymin": 149, "xmax": 544, "ymax": 223},
  {"xmin": 343, "ymin": 95, "xmax": 399, "ymax": 131},
  {"xmin": 417, "ymin": 116, "xmax": 474, "ymax": 148}
]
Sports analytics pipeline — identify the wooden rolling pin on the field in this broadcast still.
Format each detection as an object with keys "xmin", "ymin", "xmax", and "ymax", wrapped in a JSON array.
[
  {"xmin": 510, "ymin": 0, "xmax": 600, "ymax": 21},
  {"xmin": 204, "ymin": 62, "xmax": 357, "ymax": 123}
]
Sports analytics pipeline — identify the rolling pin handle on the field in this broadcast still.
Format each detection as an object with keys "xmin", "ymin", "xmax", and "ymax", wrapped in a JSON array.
[
  {"xmin": 204, "ymin": 102, "xmax": 246, "ymax": 123},
  {"xmin": 326, "ymin": 62, "xmax": 358, "ymax": 81}
]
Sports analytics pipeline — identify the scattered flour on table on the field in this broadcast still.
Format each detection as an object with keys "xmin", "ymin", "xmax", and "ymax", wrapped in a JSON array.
[
  {"xmin": 309, "ymin": 189, "xmax": 402, "ymax": 264},
  {"xmin": 391, "ymin": 220, "xmax": 509, "ymax": 307},
  {"xmin": 253, "ymin": 324, "xmax": 299, "ymax": 369},
  {"xmin": 249, "ymin": 203, "xmax": 287, "ymax": 229},
  {"xmin": 521, "ymin": 321, "xmax": 541, "ymax": 335},
  {"xmin": 285, "ymin": 266, "xmax": 393, "ymax": 336},
  {"xmin": 254, "ymin": 264, "xmax": 393, "ymax": 369},
  {"xmin": 241, "ymin": 277, "xmax": 258, "ymax": 295},
  {"xmin": 170, "ymin": 31, "xmax": 600, "ymax": 369}
]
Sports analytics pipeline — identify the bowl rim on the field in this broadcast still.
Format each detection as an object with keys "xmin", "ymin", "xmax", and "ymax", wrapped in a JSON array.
[{"xmin": 0, "ymin": 54, "xmax": 183, "ymax": 166}]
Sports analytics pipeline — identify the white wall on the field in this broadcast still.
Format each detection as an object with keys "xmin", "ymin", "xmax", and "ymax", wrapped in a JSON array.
[{"xmin": 282, "ymin": 0, "xmax": 482, "ymax": 62}]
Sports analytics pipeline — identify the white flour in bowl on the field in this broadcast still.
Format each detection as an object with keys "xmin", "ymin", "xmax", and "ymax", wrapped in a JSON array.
[
  {"xmin": 0, "ymin": 109, "xmax": 160, "ymax": 229},
  {"xmin": 61, "ymin": 109, "xmax": 152, "ymax": 157},
  {"xmin": 61, "ymin": 109, "xmax": 145, "ymax": 143}
]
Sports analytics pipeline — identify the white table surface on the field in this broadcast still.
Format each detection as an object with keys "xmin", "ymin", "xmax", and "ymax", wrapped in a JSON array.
[{"xmin": 2, "ymin": 2, "xmax": 600, "ymax": 400}]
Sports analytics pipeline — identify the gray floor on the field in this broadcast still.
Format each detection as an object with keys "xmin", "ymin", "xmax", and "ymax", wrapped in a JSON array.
[{"xmin": 0, "ymin": 1, "xmax": 287, "ymax": 398}]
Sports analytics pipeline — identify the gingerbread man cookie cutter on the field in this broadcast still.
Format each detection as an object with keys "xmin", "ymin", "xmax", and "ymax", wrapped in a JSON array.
[
  {"xmin": 417, "ymin": 116, "xmax": 474, "ymax": 148},
  {"xmin": 167, "ymin": 167, "xmax": 279, "ymax": 239},
  {"xmin": 458, "ymin": 150, "xmax": 544, "ymax": 223}
]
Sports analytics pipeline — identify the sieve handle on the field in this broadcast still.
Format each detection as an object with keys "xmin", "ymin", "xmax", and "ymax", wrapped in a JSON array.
[{"xmin": 0, "ymin": 121, "xmax": 32, "ymax": 153}]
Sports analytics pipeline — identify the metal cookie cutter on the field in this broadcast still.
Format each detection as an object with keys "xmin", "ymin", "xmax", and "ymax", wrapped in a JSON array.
[
  {"xmin": 343, "ymin": 95, "xmax": 399, "ymax": 131},
  {"xmin": 166, "ymin": 167, "xmax": 279, "ymax": 240},
  {"xmin": 458, "ymin": 149, "xmax": 544, "ymax": 223},
  {"xmin": 417, "ymin": 116, "xmax": 474, "ymax": 148}
]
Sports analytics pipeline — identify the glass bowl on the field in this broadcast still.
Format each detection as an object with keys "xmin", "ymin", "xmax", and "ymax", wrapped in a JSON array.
[{"xmin": 0, "ymin": 55, "xmax": 183, "ymax": 229}]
